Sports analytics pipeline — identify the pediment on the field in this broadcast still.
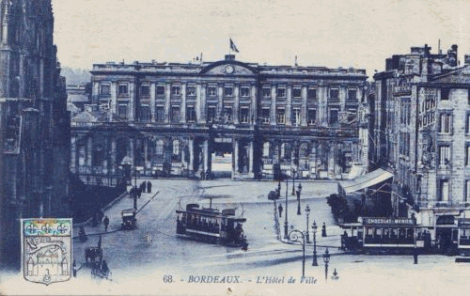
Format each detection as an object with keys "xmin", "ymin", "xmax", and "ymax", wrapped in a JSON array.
[{"xmin": 201, "ymin": 61, "xmax": 257, "ymax": 76}]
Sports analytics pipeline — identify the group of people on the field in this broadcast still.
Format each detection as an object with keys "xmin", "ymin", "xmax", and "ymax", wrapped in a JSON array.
[{"xmin": 129, "ymin": 181, "xmax": 152, "ymax": 199}]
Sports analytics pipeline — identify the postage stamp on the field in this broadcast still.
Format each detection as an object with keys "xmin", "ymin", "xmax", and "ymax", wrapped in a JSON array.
[{"xmin": 21, "ymin": 219, "xmax": 72, "ymax": 286}]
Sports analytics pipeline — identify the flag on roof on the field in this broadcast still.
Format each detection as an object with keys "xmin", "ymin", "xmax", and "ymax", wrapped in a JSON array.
[{"xmin": 230, "ymin": 38, "xmax": 239, "ymax": 53}]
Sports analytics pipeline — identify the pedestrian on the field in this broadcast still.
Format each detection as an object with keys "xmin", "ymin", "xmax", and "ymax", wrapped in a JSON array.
[
  {"xmin": 103, "ymin": 216, "xmax": 110, "ymax": 232},
  {"xmin": 147, "ymin": 181, "xmax": 152, "ymax": 193},
  {"xmin": 278, "ymin": 204, "xmax": 283, "ymax": 218},
  {"xmin": 413, "ymin": 246, "xmax": 419, "ymax": 264},
  {"xmin": 200, "ymin": 171, "xmax": 204, "ymax": 180},
  {"xmin": 73, "ymin": 260, "xmax": 77, "ymax": 277},
  {"xmin": 137, "ymin": 186, "xmax": 142, "ymax": 199},
  {"xmin": 322, "ymin": 222, "xmax": 327, "ymax": 237}
]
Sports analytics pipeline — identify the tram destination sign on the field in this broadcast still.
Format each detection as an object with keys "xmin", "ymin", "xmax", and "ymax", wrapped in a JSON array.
[{"xmin": 362, "ymin": 218, "xmax": 415, "ymax": 225}]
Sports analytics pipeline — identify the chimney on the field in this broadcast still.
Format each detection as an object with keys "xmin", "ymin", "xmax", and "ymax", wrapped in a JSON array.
[{"xmin": 225, "ymin": 54, "xmax": 236, "ymax": 61}]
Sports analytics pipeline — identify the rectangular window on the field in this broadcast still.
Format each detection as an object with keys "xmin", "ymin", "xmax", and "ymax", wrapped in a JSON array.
[
  {"xmin": 118, "ymin": 104, "xmax": 128, "ymax": 119},
  {"xmin": 224, "ymin": 107, "xmax": 233, "ymax": 123},
  {"xmin": 277, "ymin": 108, "xmax": 286, "ymax": 124},
  {"xmin": 292, "ymin": 108, "xmax": 301, "ymax": 125},
  {"xmin": 308, "ymin": 88, "xmax": 317, "ymax": 101},
  {"xmin": 330, "ymin": 88, "xmax": 339, "ymax": 101},
  {"xmin": 156, "ymin": 86, "xmax": 165, "ymax": 96},
  {"xmin": 277, "ymin": 87, "xmax": 286, "ymax": 98},
  {"xmin": 293, "ymin": 87, "xmax": 301, "ymax": 98},
  {"xmin": 187, "ymin": 86, "xmax": 196, "ymax": 97},
  {"xmin": 308, "ymin": 109, "xmax": 316, "ymax": 125},
  {"xmin": 141, "ymin": 85, "xmax": 150, "ymax": 96},
  {"xmin": 224, "ymin": 86, "xmax": 233, "ymax": 97},
  {"xmin": 171, "ymin": 106, "xmax": 180, "ymax": 123},
  {"xmin": 441, "ymin": 88, "xmax": 450, "ymax": 100},
  {"xmin": 240, "ymin": 107, "xmax": 250, "ymax": 123},
  {"xmin": 329, "ymin": 108, "xmax": 339, "ymax": 124},
  {"xmin": 155, "ymin": 106, "xmax": 165, "ymax": 123},
  {"xmin": 240, "ymin": 86, "xmax": 250, "ymax": 97},
  {"xmin": 262, "ymin": 87, "xmax": 271, "ymax": 98},
  {"xmin": 439, "ymin": 180, "xmax": 449, "ymax": 202},
  {"xmin": 100, "ymin": 84, "xmax": 110, "ymax": 95},
  {"xmin": 466, "ymin": 181, "xmax": 470, "ymax": 202},
  {"xmin": 140, "ymin": 105, "xmax": 151, "ymax": 122},
  {"xmin": 439, "ymin": 145, "xmax": 451, "ymax": 167},
  {"xmin": 186, "ymin": 106, "xmax": 196, "ymax": 122},
  {"xmin": 348, "ymin": 89, "xmax": 357, "ymax": 101},
  {"xmin": 207, "ymin": 105, "xmax": 217, "ymax": 122},
  {"xmin": 262, "ymin": 108, "xmax": 270, "ymax": 124},
  {"xmin": 119, "ymin": 84, "xmax": 128, "ymax": 94},
  {"xmin": 466, "ymin": 145, "xmax": 470, "ymax": 166},
  {"xmin": 439, "ymin": 113, "xmax": 452, "ymax": 134},
  {"xmin": 467, "ymin": 114, "xmax": 470, "ymax": 133},
  {"xmin": 208, "ymin": 86, "xmax": 217, "ymax": 96},
  {"xmin": 172, "ymin": 86, "xmax": 181, "ymax": 96}
]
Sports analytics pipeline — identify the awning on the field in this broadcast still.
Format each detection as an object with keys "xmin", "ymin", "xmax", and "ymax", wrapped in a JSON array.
[{"xmin": 338, "ymin": 168, "xmax": 393, "ymax": 195}]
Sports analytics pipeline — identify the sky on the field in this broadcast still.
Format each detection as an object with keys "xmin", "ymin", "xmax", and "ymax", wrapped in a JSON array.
[{"xmin": 51, "ymin": 0, "xmax": 470, "ymax": 77}]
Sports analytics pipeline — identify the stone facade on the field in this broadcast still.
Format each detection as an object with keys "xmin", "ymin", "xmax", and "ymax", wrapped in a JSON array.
[
  {"xmin": 72, "ymin": 55, "xmax": 369, "ymax": 182},
  {"xmin": 373, "ymin": 44, "xmax": 470, "ymax": 236},
  {"xmin": 0, "ymin": 0, "xmax": 70, "ymax": 268}
]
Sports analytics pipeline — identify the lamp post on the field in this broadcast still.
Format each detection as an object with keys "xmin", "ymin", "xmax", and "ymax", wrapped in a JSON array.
[
  {"xmin": 288, "ymin": 229, "xmax": 306, "ymax": 279},
  {"xmin": 305, "ymin": 205, "xmax": 310, "ymax": 243},
  {"xmin": 312, "ymin": 221, "xmax": 318, "ymax": 266},
  {"xmin": 296, "ymin": 183, "xmax": 302, "ymax": 215},
  {"xmin": 323, "ymin": 248, "xmax": 330, "ymax": 281},
  {"xmin": 284, "ymin": 177, "xmax": 289, "ymax": 239},
  {"xmin": 291, "ymin": 168, "xmax": 296, "ymax": 195}
]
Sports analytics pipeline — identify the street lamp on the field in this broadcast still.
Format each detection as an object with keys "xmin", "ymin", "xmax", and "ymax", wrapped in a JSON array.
[
  {"xmin": 284, "ymin": 178, "xmax": 289, "ymax": 239},
  {"xmin": 312, "ymin": 220, "xmax": 318, "ymax": 266},
  {"xmin": 288, "ymin": 229, "xmax": 306, "ymax": 279},
  {"xmin": 296, "ymin": 183, "xmax": 302, "ymax": 215},
  {"xmin": 291, "ymin": 168, "xmax": 296, "ymax": 196},
  {"xmin": 305, "ymin": 205, "xmax": 310, "ymax": 243},
  {"xmin": 323, "ymin": 248, "xmax": 330, "ymax": 281}
]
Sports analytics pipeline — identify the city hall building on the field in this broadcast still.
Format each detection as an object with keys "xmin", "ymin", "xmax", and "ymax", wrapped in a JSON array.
[{"xmin": 71, "ymin": 54, "xmax": 369, "ymax": 182}]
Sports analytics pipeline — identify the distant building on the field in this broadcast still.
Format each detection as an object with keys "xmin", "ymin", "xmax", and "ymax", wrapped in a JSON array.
[
  {"xmin": 71, "ymin": 54, "xmax": 369, "ymax": 182},
  {"xmin": 0, "ymin": 0, "xmax": 70, "ymax": 268},
  {"xmin": 67, "ymin": 83, "xmax": 90, "ymax": 113},
  {"xmin": 373, "ymin": 44, "xmax": 470, "ymax": 250}
]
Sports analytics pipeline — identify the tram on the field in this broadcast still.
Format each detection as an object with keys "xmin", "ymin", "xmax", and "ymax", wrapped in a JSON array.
[
  {"xmin": 176, "ymin": 204, "xmax": 247, "ymax": 247},
  {"xmin": 458, "ymin": 218, "xmax": 470, "ymax": 255},
  {"xmin": 341, "ymin": 217, "xmax": 429, "ymax": 253}
]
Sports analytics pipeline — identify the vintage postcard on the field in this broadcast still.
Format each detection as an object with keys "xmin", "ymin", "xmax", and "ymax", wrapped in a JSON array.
[{"xmin": 1, "ymin": 0, "xmax": 470, "ymax": 295}]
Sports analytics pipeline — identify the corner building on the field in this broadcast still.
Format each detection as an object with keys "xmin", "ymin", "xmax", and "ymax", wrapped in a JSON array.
[
  {"xmin": 0, "ymin": 0, "xmax": 70, "ymax": 268},
  {"xmin": 73, "ymin": 55, "xmax": 368, "ymax": 181},
  {"xmin": 374, "ymin": 44, "xmax": 470, "ymax": 249}
]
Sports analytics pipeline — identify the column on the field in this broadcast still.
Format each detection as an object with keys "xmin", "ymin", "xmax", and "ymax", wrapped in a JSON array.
[
  {"xmin": 189, "ymin": 139, "xmax": 194, "ymax": 171},
  {"xmin": 233, "ymin": 139, "xmax": 239, "ymax": 175},
  {"xmin": 150, "ymin": 83, "xmax": 156, "ymax": 122},
  {"xmin": 234, "ymin": 85, "xmax": 240, "ymax": 124},
  {"xmin": 251, "ymin": 85, "xmax": 257, "ymax": 124},
  {"xmin": 286, "ymin": 86, "xmax": 292, "ymax": 126},
  {"xmin": 19, "ymin": 54, "xmax": 25, "ymax": 98},
  {"xmin": 196, "ymin": 84, "xmax": 203, "ymax": 123},
  {"xmin": 144, "ymin": 139, "xmax": 148, "ymax": 170},
  {"xmin": 86, "ymin": 136, "xmax": 93, "ymax": 167},
  {"xmin": 165, "ymin": 83, "xmax": 171, "ymax": 123},
  {"xmin": 180, "ymin": 84, "xmax": 187, "ymax": 123},
  {"xmin": 128, "ymin": 82, "xmax": 135, "ymax": 121},
  {"xmin": 111, "ymin": 138, "xmax": 117, "ymax": 174},
  {"xmin": 270, "ymin": 85, "xmax": 277, "ymax": 125},
  {"xmin": 249, "ymin": 141, "xmax": 254, "ymax": 177},
  {"xmin": 129, "ymin": 139, "xmax": 135, "ymax": 167},
  {"xmin": 110, "ymin": 81, "xmax": 118, "ymax": 119},
  {"xmin": 70, "ymin": 137, "xmax": 77, "ymax": 173},
  {"xmin": 181, "ymin": 142, "xmax": 187, "ymax": 169},
  {"xmin": 218, "ymin": 84, "xmax": 224, "ymax": 121},
  {"xmin": 93, "ymin": 81, "xmax": 100, "ymax": 104},
  {"xmin": 301, "ymin": 85, "xmax": 308, "ymax": 126},
  {"xmin": 203, "ymin": 139, "xmax": 210, "ymax": 173}
]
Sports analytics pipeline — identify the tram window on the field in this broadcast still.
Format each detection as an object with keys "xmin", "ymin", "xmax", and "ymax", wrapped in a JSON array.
[
  {"xmin": 376, "ymin": 228, "xmax": 382, "ymax": 236},
  {"xmin": 383, "ymin": 229, "xmax": 390, "ymax": 237},
  {"xmin": 406, "ymin": 229, "xmax": 414, "ymax": 239},
  {"xmin": 399, "ymin": 228, "xmax": 406, "ymax": 239},
  {"xmin": 367, "ymin": 228, "xmax": 373, "ymax": 235},
  {"xmin": 391, "ymin": 229, "xmax": 398, "ymax": 237}
]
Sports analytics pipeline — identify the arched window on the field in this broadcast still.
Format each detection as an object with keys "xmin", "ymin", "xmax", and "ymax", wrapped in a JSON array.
[
  {"xmin": 173, "ymin": 140, "xmax": 180, "ymax": 155},
  {"xmin": 263, "ymin": 142, "xmax": 270, "ymax": 157}
]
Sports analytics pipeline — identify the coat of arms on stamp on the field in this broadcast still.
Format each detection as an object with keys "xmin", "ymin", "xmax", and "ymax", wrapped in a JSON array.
[{"xmin": 21, "ymin": 219, "xmax": 72, "ymax": 285}]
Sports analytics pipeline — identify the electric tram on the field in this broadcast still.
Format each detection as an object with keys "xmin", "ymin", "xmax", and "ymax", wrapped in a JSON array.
[
  {"xmin": 341, "ymin": 217, "xmax": 429, "ymax": 253},
  {"xmin": 176, "ymin": 204, "xmax": 247, "ymax": 247}
]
